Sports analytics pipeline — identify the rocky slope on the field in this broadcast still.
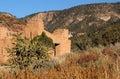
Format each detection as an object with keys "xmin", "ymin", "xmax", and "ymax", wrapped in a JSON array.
[
  {"xmin": 24, "ymin": 2, "xmax": 120, "ymax": 34},
  {"xmin": 0, "ymin": 12, "xmax": 25, "ymax": 31}
]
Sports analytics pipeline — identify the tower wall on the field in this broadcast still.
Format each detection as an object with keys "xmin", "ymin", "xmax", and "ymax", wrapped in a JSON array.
[{"xmin": 23, "ymin": 20, "xmax": 44, "ymax": 38}]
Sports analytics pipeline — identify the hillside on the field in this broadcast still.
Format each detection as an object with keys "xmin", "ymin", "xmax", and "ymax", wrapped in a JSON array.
[
  {"xmin": 0, "ymin": 2, "xmax": 120, "ymax": 79},
  {"xmin": 24, "ymin": 2, "xmax": 120, "ymax": 34},
  {"xmin": 0, "ymin": 12, "xmax": 25, "ymax": 31},
  {"xmin": 0, "ymin": 2, "xmax": 120, "ymax": 51}
]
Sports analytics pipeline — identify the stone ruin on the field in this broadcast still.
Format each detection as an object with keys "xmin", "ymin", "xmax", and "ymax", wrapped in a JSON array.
[{"xmin": 0, "ymin": 19, "xmax": 71, "ymax": 64}]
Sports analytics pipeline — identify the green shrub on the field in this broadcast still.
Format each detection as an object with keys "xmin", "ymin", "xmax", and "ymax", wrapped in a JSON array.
[{"xmin": 7, "ymin": 32, "xmax": 54, "ymax": 70}]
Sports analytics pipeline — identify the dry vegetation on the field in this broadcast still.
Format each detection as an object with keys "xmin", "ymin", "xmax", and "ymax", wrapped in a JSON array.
[{"xmin": 0, "ymin": 45, "xmax": 120, "ymax": 79}]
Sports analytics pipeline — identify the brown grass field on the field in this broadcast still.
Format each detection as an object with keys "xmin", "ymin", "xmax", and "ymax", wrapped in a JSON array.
[{"xmin": 0, "ymin": 46, "xmax": 120, "ymax": 79}]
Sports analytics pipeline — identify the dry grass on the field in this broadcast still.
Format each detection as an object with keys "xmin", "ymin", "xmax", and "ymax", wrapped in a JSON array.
[
  {"xmin": 0, "ymin": 65, "xmax": 119, "ymax": 79},
  {"xmin": 0, "ymin": 47, "xmax": 120, "ymax": 79}
]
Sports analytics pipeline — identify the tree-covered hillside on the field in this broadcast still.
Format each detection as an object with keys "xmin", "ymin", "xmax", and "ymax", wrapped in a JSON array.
[
  {"xmin": 24, "ymin": 2, "xmax": 120, "ymax": 33},
  {"xmin": 24, "ymin": 2, "xmax": 120, "ymax": 51}
]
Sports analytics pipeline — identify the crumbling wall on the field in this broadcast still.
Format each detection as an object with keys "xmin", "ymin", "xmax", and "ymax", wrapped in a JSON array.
[
  {"xmin": 52, "ymin": 29, "xmax": 71, "ymax": 56},
  {"xmin": 0, "ymin": 27, "xmax": 13, "ymax": 64},
  {"xmin": 23, "ymin": 20, "xmax": 44, "ymax": 38},
  {"xmin": 0, "ymin": 19, "xmax": 71, "ymax": 64},
  {"xmin": 23, "ymin": 20, "xmax": 71, "ymax": 57}
]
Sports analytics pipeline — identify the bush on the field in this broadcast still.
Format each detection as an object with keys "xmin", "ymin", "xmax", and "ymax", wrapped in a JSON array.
[
  {"xmin": 7, "ymin": 32, "xmax": 54, "ymax": 70},
  {"xmin": 71, "ymin": 34, "xmax": 93, "ymax": 51}
]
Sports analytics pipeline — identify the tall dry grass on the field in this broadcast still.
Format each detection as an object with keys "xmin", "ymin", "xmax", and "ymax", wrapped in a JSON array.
[
  {"xmin": 0, "ymin": 47, "xmax": 120, "ymax": 79},
  {"xmin": 0, "ymin": 65, "xmax": 119, "ymax": 79}
]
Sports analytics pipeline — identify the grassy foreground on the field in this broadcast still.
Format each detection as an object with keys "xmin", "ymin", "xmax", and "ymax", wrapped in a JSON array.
[{"xmin": 0, "ymin": 46, "xmax": 120, "ymax": 79}]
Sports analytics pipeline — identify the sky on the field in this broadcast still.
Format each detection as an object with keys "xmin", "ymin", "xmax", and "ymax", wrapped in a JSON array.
[{"xmin": 0, "ymin": 0, "xmax": 119, "ymax": 18}]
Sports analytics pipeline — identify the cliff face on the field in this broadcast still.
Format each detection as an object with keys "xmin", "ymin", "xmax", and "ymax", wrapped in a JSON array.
[
  {"xmin": 25, "ymin": 12, "xmax": 57, "ymax": 28},
  {"xmin": 24, "ymin": 2, "xmax": 120, "ymax": 33}
]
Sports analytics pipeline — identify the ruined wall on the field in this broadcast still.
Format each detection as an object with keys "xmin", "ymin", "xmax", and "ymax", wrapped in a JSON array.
[
  {"xmin": 0, "ymin": 27, "xmax": 14, "ymax": 64},
  {"xmin": 23, "ymin": 20, "xmax": 71, "ymax": 57},
  {"xmin": 0, "ymin": 19, "xmax": 71, "ymax": 64},
  {"xmin": 52, "ymin": 29, "xmax": 71, "ymax": 56},
  {"xmin": 0, "ymin": 27, "xmax": 9, "ymax": 39},
  {"xmin": 23, "ymin": 19, "xmax": 44, "ymax": 38}
]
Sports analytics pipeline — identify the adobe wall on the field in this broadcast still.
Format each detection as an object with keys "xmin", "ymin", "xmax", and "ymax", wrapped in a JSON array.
[
  {"xmin": 23, "ymin": 20, "xmax": 71, "ymax": 57},
  {"xmin": 52, "ymin": 29, "xmax": 71, "ymax": 56},
  {"xmin": 55, "ymin": 40, "xmax": 71, "ymax": 56},
  {"xmin": 0, "ymin": 27, "xmax": 14, "ymax": 64},
  {"xmin": 0, "ymin": 27, "xmax": 9, "ymax": 39},
  {"xmin": 0, "ymin": 19, "xmax": 71, "ymax": 64},
  {"xmin": 23, "ymin": 19, "xmax": 44, "ymax": 38}
]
